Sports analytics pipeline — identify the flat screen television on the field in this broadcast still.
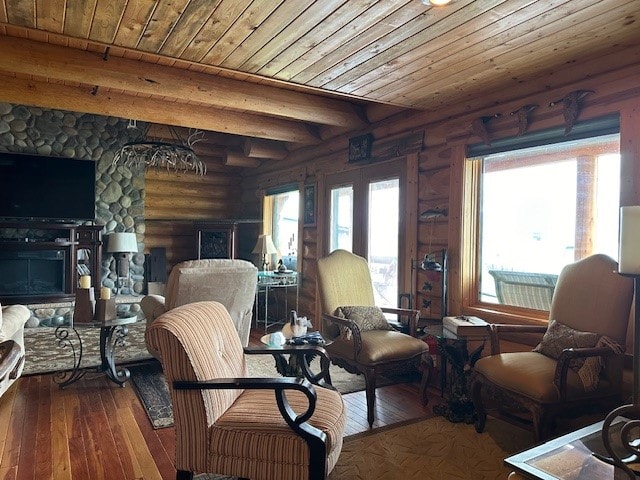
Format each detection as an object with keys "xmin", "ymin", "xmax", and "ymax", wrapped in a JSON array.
[{"xmin": 0, "ymin": 152, "xmax": 96, "ymax": 221}]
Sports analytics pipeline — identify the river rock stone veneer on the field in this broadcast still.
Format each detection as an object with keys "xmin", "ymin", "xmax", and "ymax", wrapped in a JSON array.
[{"xmin": 0, "ymin": 102, "xmax": 147, "ymax": 316}]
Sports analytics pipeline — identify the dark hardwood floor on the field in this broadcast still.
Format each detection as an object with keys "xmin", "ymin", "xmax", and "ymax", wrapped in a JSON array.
[{"xmin": 0, "ymin": 327, "xmax": 440, "ymax": 480}]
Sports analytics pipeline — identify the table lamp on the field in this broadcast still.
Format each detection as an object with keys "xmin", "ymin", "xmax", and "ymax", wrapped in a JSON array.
[
  {"xmin": 252, "ymin": 234, "xmax": 277, "ymax": 272},
  {"xmin": 107, "ymin": 232, "xmax": 138, "ymax": 295}
]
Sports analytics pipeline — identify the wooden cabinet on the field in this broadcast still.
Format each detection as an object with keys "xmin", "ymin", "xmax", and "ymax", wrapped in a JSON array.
[{"xmin": 0, "ymin": 221, "xmax": 103, "ymax": 304}]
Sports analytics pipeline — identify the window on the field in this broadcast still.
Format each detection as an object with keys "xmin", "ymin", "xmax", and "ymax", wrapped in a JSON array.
[
  {"xmin": 468, "ymin": 126, "xmax": 620, "ymax": 313},
  {"xmin": 266, "ymin": 189, "xmax": 299, "ymax": 270}
]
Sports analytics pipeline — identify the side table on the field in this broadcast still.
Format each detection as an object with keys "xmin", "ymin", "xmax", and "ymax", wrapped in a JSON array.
[
  {"xmin": 255, "ymin": 271, "xmax": 299, "ymax": 332},
  {"xmin": 53, "ymin": 315, "xmax": 140, "ymax": 388},
  {"xmin": 258, "ymin": 330, "xmax": 335, "ymax": 390},
  {"xmin": 423, "ymin": 323, "xmax": 489, "ymax": 423}
]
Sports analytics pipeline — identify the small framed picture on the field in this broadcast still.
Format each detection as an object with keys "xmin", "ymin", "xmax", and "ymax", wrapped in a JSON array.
[
  {"xmin": 348, "ymin": 133, "xmax": 373, "ymax": 163},
  {"xmin": 198, "ymin": 227, "xmax": 234, "ymax": 259},
  {"xmin": 303, "ymin": 184, "xmax": 316, "ymax": 226}
]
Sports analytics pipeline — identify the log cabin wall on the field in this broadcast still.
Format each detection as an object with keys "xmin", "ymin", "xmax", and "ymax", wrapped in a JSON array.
[
  {"xmin": 240, "ymin": 62, "xmax": 640, "ymax": 326},
  {"xmin": 143, "ymin": 160, "xmax": 247, "ymax": 274}
]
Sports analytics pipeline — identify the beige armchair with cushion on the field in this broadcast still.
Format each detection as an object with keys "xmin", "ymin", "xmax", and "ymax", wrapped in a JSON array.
[
  {"xmin": 0, "ymin": 304, "xmax": 30, "ymax": 398},
  {"xmin": 471, "ymin": 254, "xmax": 634, "ymax": 441},
  {"xmin": 146, "ymin": 301, "xmax": 346, "ymax": 480},
  {"xmin": 141, "ymin": 259, "xmax": 257, "ymax": 354},
  {"xmin": 317, "ymin": 249, "xmax": 431, "ymax": 428}
]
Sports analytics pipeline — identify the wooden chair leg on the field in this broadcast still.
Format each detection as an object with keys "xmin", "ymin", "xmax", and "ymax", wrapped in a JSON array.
[
  {"xmin": 532, "ymin": 405, "xmax": 553, "ymax": 442},
  {"xmin": 176, "ymin": 470, "xmax": 193, "ymax": 480},
  {"xmin": 364, "ymin": 368, "xmax": 377, "ymax": 428},
  {"xmin": 419, "ymin": 354, "xmax": 433, "ymax": 405},
  {"xmin": 471, "ymin": 378, "xmax": 487, "ymax": 433}
]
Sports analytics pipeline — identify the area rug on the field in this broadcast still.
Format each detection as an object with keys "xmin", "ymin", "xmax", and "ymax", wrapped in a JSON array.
[
  {"xmin": 22, "ymin": 325, "xmax": 414, "ymax": 394},
  {"xmin": 129, "ymin": 356, "xmax": 417, "ymax": 429},
  {"xmin": 192, "ymin": 415, "xmax": 533, "ymax": 480},
  {"xmin": 21, "ymin": 322, "xmax": 152, "ymax": 375}
]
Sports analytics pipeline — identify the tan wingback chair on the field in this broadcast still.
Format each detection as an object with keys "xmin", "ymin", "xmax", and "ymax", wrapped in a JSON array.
[
  {"xmin": 471, "ymin": 254, "xmax": 634, "ymax": 441},
  {"xmin": 0, "ymin": 304, "xmax": 30, "ymax": 398},
  {"xmin": 317, "ymin": 249, "xmax": 431, "ymax": 427},
  {"xmin": 141, "ymin": 259, "xmax": 257, "ymax": 354},
  {"xmin": 145, "ymin": 301, "xmax": 346, "ymax": 480}
]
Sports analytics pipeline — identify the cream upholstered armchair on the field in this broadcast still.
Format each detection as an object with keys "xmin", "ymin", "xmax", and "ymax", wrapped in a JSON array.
[
  {"xmin": 471, "ymin": 254, "xmax": 634, "ymax": 441},
  {"xmin": 145, "ymin": 301, "xmax": 346, "ymax": 480},
  {"xmin": 317, "ymin": 249, "xmax": 431, "ymax": 428},
  {"xmin": 141, "ymin": 259, "xmax": 257, "ymax": 353},
  {"xmin": 0, "ymin": 304, "xmax": 30, "ymax": 398}
]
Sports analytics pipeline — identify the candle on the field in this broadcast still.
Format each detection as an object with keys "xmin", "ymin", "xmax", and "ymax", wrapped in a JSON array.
[
  {"xmin": 619, "ymin": 206, "xmax": 640, "ymax": 274},
  {"xmin": 100, "ymin": 287, "xmax": 111, "ymax": 300},
  {"xmin": 79, "ymin": 275, "xmax": 91, "ymax": 289}
]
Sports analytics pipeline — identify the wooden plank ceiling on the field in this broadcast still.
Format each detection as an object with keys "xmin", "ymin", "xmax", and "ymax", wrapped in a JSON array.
[{"xmin": 0, "ymin": 0, "xmax": 639, "ymax": 167}]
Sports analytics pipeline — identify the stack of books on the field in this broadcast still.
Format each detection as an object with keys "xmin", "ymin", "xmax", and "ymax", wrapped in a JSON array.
[{"xmin": 443, "ymin": 315, "xmax": 489, "ymax": 337}]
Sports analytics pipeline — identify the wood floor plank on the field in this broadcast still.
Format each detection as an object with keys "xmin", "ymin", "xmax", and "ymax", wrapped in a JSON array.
[
  {"xmin": 34, "ymin": 376, "xmax": 53, "ymax": 480},
  {"xmin": 117, "ymin": 407, "xmax": 164, "ymax": 480},
  {"xmin": 16, "ymin": 376, "xmax": 40, "ymax": 480},
  {"xmin": 2, "ymin": 326, "xmax": 440, "ymax": 479},
  {"xmin": 127, "ymin": 395, "xmax": 174, "ymax": 479},
  {"xmin": 0, "ymin": 384, "xmax": 17, "ymax": 463},
  {"xmin": 50, "ymin": 378, "xmax": 72, "ymax": 480},
  {"xmin": 100, "ymin": 385, "xmax": 142, "ymax": 480},
  {"xmin": 104, "ymin": 385, "xmax": 147, "ymax": 480}
]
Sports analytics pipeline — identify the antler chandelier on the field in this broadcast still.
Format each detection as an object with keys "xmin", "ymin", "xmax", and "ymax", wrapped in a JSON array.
[{"xmin": 113, "ymin": 120, "xmax": 207, "ymax": 175}]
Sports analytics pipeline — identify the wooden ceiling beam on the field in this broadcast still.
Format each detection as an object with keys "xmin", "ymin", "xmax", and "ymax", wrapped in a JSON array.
[
  {"xmin": 243, "ymin": 139, "xmax": 289, "ymax": 160},
  {"xmin": 225, "ymin": 151, "xmax": 262, "ymax": 168},
  {"xmin": 0, "ymin": 35, "xmax": 368, "ymax": 129},
  {"xmin": 0, "ymin": 73, "xmax": 321, "ymax": 144}
]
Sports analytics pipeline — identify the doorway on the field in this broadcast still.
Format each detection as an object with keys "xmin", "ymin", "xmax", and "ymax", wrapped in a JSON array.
[{"xmin": 324, "ymin": 161, "xmax": 407, "ymax": 308}]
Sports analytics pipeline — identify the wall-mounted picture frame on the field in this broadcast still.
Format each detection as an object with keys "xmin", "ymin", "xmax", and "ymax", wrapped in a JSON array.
[
  {"xmin": 303, "ymin": 184, "xmax": 316, "ymax": 226},
  {"xmin": 197, "ymin": 226, "xmax": 235, "ymax": 259},
  {"xmin": 348, "ymin": 133, "xmax": 374, "ymax": 163}
]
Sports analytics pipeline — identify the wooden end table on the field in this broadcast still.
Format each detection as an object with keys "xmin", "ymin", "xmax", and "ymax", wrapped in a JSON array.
[{"xmin": 423, "ymin": 323, "xmax": 489, "ymax": 423}]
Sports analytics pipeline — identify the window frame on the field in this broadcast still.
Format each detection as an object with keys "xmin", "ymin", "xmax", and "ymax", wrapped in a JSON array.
[
  {"xmin": 459, "ymin": 116, "xmax": 623, "ymax": 325},
  {"xmin": 263, "ymin": 185, "xmax": 300, "ymax": 271}
]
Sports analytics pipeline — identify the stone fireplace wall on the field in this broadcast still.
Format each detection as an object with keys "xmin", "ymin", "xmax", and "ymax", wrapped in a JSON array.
[{"xmin": 0, "ymin": 102, "xmax": 146, "ymax": 298}]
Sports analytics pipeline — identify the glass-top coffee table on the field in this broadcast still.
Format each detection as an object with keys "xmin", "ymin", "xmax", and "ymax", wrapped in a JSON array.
[
  {"xmin": 53, "ymin": 315, "xmax": 141, "ymax": 388},
  {"xmin": 505, "ymin": 417, "xmax": 636, "ymax": 479}
]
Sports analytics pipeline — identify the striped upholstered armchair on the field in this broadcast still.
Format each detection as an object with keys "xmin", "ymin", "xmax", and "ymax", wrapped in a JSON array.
[{"xmin": 145, "ymin": 301, "xmax": 346, "ymax": 480}]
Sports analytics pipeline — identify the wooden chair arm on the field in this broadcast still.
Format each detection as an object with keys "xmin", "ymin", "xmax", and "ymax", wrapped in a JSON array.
[
  {"xmin": 173, "ymin": 377, "xmax": 326, "ymax": 444},
  {"xmin": 0, "ymin": 340, "xmax": 21, "ymax": 382},
  {"xmin": 488, "ymin": 324, "xmax": 548, "ymax": 355},
  {"xmin": 381, "ymin": 307, "xmax": 420, "ymax": 337},
  {"xmin": 321, "ymin": 312, "xmax": 363, "ymax": 356},
  {"xmin": 554, "ymin": 346, "xmax": 619, "ymax": 400}
]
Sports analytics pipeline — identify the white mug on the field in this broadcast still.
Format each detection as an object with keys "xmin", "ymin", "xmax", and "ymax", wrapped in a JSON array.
[{"xmin": 268, "ymin": 331, "xmax": 286, "ymax": 347}]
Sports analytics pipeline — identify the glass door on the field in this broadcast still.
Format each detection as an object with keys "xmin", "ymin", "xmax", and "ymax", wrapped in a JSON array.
[
  {"xmin": 329, "ymin": 184, "xmax": 354, "ymax": 253},
  {"xmin": 367, "ymin": 178, "xmax": 400, "ymax": 307},
  {"xmin": 325, "ymin": 162, "xmax": 405, "ymax": 308}
]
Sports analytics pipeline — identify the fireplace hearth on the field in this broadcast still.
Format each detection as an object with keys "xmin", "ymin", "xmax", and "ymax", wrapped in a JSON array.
[{"xmin": 0, "ymin": 249, "xmax": 67, "ymax": 296}]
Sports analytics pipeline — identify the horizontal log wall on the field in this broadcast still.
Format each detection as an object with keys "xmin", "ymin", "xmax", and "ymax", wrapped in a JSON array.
[
  {"xmin": 144, "ymin": 158, "xmax": 247, "ymax": 272},
  {"xmin": 241, "ymin": 62, "xmax": 640, "ymax": 325}
]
